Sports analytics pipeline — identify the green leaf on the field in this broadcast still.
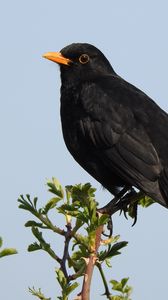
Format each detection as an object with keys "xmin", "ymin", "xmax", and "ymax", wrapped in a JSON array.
[
  {"xmin": 58, "ymin": 204, "xmax": 80, "ymax": 216},
  {"xmin": 121, "ymin": 277, "xmax": 129, "ymax": 289},
  {"xmin": 110, "ymin": 278, "xmax": 132, "ymax": 299},
  {"xmin": 25, "ymin": 220, "xmax": 44, "ymax": 228},
  {"xmin": 70, "ymin": 247, "xmax": 88, "ymax": 263},
  {"xmin": 99, "ymin": 239, "xmax": 128, "ymax": 262},
  {"xmin": 70, "ymin": 183, "xmax": 96, "ymax": 205},
  {"xmin": 65, "ymin": 282, "xmax": 79, "ymax": 295},
  {"xmin": 28, "ymin": 242, "xmax": 42, "ymax": 252},
  {"xmin": 72, "ymin": 235, "xmax": 89, "ymax": 251},
  {"xmin": 105, "ymin": 258, "xmax": 112, "ymax": 268},
  {"xmin": 0, "ymin": 248, "xmax": 17, "ymax": 258},
  {"xmin": 98, "ymin": 214, "xmax": 110, "ymax": 226},
  {"xmin": 47, "ymin": 178, "xmax": 64, "ymax": 198},
  {"xmin": 44, "ymin": 197, "xmax": 62, "ymax": 213},
  {"xmin": 110, "ymin": 280, "xmax": 118, "ymax": 285},
  {"xmin": 107, "ymin": 241, "xmax": 128, "ymax": 257},
  {"xmin": 111, "ymin": 281, "xmax": 123, "ymax": 292},
  {"xmin": 56, "ymin": 269, "xmax": 67, "ymax": 288},
  {"xmin": 110, "ymin": 235, "xmax": 120, "ymax": 244},
  {"xmin": 124, "ymin": 285, "xmax": 132, "ymax": 294},
  {"xmin": 76, "ymin": 212, "xmax": 89, "ymax": 223},
  {"xmin": 0, "ymin": 237, "xmax": 3, "ymax": 248},
  {"xmin": 111, "ymin": 296, "xmax": 123, "ymax": 300},
  {"xmin": 33, "ymin": 197, "xmax": 38, "ymax": 209},
  {"xmin": 18, "ymin": 194, "xmax": 39, "ymax": 214},
  {"xmin": 29, "ymin": 287, "xmax": 51, "ymax": 300},
  {"xmin": 32, "ymin": 227, "xmax": 44, "ymax": 241},
  {"xmin": 139, "ymin": 196, "xmax": 154, "ymax": 207},
  {"xmin": 65, "ymin": 185, "xmax": 73, "ymax": 203},
  {"xmin": 26, "ymin": 194, "xmax": 33, "ymax": 205}
]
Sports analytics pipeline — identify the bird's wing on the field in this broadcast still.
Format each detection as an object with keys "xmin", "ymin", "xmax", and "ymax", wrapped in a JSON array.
[{"xmin": 79, "ymin": 76, "xmax": 163, "ymax": 192}]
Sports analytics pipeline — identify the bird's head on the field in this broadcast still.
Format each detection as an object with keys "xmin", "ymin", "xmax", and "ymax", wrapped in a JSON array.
[{"xmin": 43, "ymin": 43, "xmax": 115, "ymax": 87}]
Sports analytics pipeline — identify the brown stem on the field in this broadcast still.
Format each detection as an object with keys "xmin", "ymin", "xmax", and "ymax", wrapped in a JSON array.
[{"xmin": 81, "ymin": 225, "xmax": 104, "ymax": 300}]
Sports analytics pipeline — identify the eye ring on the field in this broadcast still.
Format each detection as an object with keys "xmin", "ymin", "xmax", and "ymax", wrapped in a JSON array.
[{"xmin": 79, "ymin": 54, "xmax": 90, "ymax": 64}]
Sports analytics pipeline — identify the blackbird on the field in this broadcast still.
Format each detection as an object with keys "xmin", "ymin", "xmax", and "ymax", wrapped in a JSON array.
[{"xmin": 43, "ymin": 43, "xmax": 168, "ymax": 213}]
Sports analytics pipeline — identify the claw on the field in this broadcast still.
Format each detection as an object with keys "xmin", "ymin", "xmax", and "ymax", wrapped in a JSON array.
[
  {"xmin": 131, "ymin": 203, "xmax": 138, "ymax": 226},
  {"xmin": 97, "ymin": 186, "xmax": 141, "ymax": 233},
  {"xmin": 102, "ymin": 217, "xmax": 113, "ymax": 237}
]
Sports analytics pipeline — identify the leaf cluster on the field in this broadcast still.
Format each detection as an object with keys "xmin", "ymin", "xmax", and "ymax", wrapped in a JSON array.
[
  {"xmin": 110, "ymin": 277, "xmax": 132, "ymax": 300},
  {"xmin": 18, "ymin": 178, "xmax": 132, "ymax": 299}
]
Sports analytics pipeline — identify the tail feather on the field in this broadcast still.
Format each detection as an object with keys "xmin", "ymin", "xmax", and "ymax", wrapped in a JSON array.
[{"xmin": 159, "ymin": 167, "xmax": 168, "ymax": 206}]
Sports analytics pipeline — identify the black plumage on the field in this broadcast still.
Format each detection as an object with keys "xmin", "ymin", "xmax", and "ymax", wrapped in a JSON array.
[{"xmin": 43, "ymin": 43, "xmax": 168, "ymax": 210}]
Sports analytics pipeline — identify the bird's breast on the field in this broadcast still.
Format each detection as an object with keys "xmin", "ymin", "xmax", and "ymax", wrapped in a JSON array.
[{"xmin": 60, "ymin": 86, "xmax": 91, "ymax": 158}]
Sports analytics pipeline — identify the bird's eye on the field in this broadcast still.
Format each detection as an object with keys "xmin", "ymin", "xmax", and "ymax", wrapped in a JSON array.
[{"xmin": 79, "ymin": 54, "xmax": 90, "ymax": 64}]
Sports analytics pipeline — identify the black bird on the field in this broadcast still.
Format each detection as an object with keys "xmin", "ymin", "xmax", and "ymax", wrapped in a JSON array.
[{"xmin": 43, "ymin": 43, "xmax": 168, "ymax": 212}]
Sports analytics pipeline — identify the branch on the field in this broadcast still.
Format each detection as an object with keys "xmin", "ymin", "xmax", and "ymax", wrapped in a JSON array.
[
  {"xmin": 96, "ymin": 263, "xmax": 112, "ymax": 299},
  {"xmin": 61, "ymin": 223, "xmax": 72, "ymax": 280},
  {"xmin": 81, "ymin": 225, "xmax": 104, "ymax": 300}
]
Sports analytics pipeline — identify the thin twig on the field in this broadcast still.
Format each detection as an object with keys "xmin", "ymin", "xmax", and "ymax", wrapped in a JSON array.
[
  {"xmin": 68, "ymin": 265, "xmax": 86, "ymax": 281},
  {"xmin": 96, "ymin": 263, "xmax": 112, "ymax": 299},
  {"xmin": 61, "ymin": 222, "xmax": 72, "ymax": 280},
  {"xmin": 38, "ymin": 214, "xmax": 66, "ymax": 236},
  {"xmin": 44, "ymin": 246, "xmax": 62, "ymax": 263}
]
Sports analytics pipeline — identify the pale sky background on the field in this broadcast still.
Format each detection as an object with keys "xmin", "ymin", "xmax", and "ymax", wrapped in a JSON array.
[{"xmin": 1, "ymin": 1, "xmax": 168, "ymax": 299}]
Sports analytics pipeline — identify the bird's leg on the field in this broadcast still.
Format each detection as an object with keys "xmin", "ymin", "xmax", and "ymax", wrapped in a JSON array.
[
  {"xmin": 98, "ymin": 187, "xmax": 144, "ymax": 236},
  {"xmin": 100, "ymin": 188, "xmax": 144, "ymax": 237},
  {"xmin": 97, "ymin": 186, "xmax": 130, "ymax": 237},
  {"xmin": 97, "ymin": 186, "xmax": 130, "ymax": 215}
]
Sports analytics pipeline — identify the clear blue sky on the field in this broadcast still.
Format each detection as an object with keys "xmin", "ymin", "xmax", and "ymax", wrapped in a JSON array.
[{"xmin": 1, "ymin": 1, "xmax": 168, "ymax": 299}]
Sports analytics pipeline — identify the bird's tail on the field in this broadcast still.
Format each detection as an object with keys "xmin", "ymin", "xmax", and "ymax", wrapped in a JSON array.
[{"xmin": 159, "ymin": 167, "xmax": 168, "ymax": 207}]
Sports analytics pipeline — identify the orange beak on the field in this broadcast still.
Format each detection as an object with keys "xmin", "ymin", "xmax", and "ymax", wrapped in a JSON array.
[{"xmin": 42, "ymin": 52, "xmax": 71, "ymax": 66}]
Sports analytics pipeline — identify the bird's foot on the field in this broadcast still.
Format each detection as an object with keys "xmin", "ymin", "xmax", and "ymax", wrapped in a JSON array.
[
  {"xmin": 97, "ymin": 188, "xmax": 143, "ymax": 235},
  {"xmin": 101, "ymin": 216, "xmax": 113, "ymax": 237},
  {"xmin": 97, "ymin": 186, "xmax": 130, "ymax": 237},
  {"xmin": 97, "ymin": 186, "xmax": 131, "ymax": 215},
  {"xmin": 119, "ymin": 188, "xmax": 139, "ymax": 226}
]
